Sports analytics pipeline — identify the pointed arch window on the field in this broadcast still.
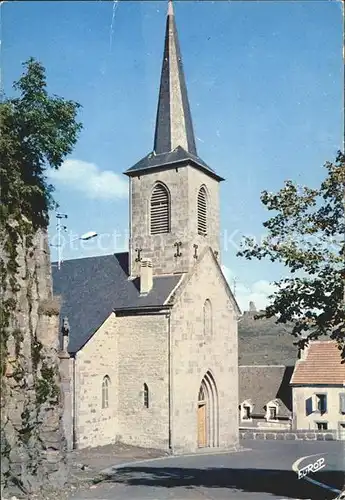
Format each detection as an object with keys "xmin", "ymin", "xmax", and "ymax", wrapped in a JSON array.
[
  {"xmin": 102, "ymin": 376, "xmax": 110, "ymax": 409},
  {"xmin": 150, "ymin": 183, "xmax": 170, "ymax": 234},
  {"xmin": 143, "ymin": 383, "xmax": 149, "ymax": 408},
  {"xmin": 203, "ymin": 299, "xmax": 212, "ymax": 336},
  {"xmin": 197, "ymin": 186, "xmax": 207, "ymax": 235}
]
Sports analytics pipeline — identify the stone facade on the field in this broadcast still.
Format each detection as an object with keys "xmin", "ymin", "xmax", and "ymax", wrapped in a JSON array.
[
  {"xmin": 292, "ymin": 386, "xmax": 345, "ymax": 432},
  {"xmin": 71, "ymin": 311, "xmax": 170, "ymax": 451},
  {"xmin": 170, "ymin": 247, "xmax": 238, "ymax": 453},
  {"xmin": 129, "ymin": 165, "xmax": 220, "ymax": 278},
  {"xmin": 116, "ymin": 312, "xmax": 170, "ymax": 449},
  {"xmin": 73, "ymin": 315, "xmax": 118, "ymax": 449},
  {"xmin": 71, "ymin": 248, "xmax": 239, "ymax": 452}
]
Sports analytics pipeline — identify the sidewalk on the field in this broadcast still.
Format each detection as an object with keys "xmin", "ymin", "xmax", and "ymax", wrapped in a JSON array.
[{"xmin": 68, "ymin": 441, "xmax": 169, "ymax": 485}]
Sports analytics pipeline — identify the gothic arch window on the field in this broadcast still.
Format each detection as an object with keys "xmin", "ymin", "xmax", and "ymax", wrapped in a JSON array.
[
  {"xmin": 102, "ymin": 375, "xmax": 110, "ymax": 409},
  {"xmin": 150, "ymin": 182, "xmax": 170, "ymax": 234},
  {"xmin": 203, "ymin": 299, "xmax": 212, "ymax": 336},
  {"xmin": 143, "ymin": 383, "xmax": 149, "ymax": 408},
  {"xmin": 198, "ymin": 385, "xmax": 205, "ymax": 402},
  {"xmin": 197, "ymin": 186, "xmax": 207, "ymax": 235}
]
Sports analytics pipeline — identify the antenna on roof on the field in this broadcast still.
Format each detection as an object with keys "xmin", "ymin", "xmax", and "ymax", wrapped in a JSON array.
[{"xmin": 51, "ymin": 213, "xmax": 98, "ymax": 270}]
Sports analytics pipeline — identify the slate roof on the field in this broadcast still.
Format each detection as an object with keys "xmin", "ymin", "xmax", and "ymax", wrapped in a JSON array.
[
  {"xmin": 239, "ymin": 365, "xmax": 293, "ymax": 418},
  {"xmin": 123, "ymin": 2, "xmax": 224, "ymax": 183},
  {"xmin": 124, "ymin": 146, "xmax": 224, "ymax": 182},
  {"xmin": 52, "ymin": 252, "xmax": 182, "ymax": 354},
  {"xmin": 153, "ymin": 2, "xmax": 196, "ymax": 156},
  {"xmin": 290, "ymin": 341, "xmax": 345, "ymax": 386}
]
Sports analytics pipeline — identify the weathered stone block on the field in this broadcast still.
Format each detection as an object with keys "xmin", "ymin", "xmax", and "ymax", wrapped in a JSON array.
[
  {"xmin": 265, "ymin": 433, "xmax": 276, "ymax": 440},
  {"xmin": 9, "ymin": 446, "xmax": 29, "ymax": 463},
  {"xmin": 0, "ymin": 456, "xmax": 9, "ymax": 474},
  {"xmin": 242, "ymin": 431, "xmax": 254, "ymax": 440},
  {"xmin": 285, "ymin": 433, "xmax": 296, "ymax": 440}
]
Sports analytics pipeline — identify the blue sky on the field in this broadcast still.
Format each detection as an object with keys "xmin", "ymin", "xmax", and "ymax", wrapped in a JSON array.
[{"xmin": 3, "ymin": 1, "xmax": 343, "ymax": 310}]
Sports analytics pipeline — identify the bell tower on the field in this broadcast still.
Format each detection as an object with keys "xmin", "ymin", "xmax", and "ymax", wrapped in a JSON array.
[{"xmin": 124, "ymin": 0, "xmax": 225, "ymax": 277}]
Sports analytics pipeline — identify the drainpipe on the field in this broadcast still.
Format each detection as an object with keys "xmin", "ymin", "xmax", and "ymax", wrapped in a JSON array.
[
  {"xmin": 72, "ymin": 354, "xmax": 77, "ymax": 450},
  {"xmin": 167, "ymin": 312, "xmax": 172, "ymax": 453}
]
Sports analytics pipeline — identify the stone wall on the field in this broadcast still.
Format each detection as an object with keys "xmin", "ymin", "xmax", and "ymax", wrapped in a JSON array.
[
  {"xmin": 74, "ymin": 315, "xmax": 118, "ymax": 449},
  {"xmin": 116, "ymin": 312, "xmax": 170, "ymax": 450},
  {"xmin": 239, "ymin": 419, "xmax": 291, "ymax": 431},
  {"xmin": 70, "ymin": 311, "xmax": 171, "ymax": 451},
  {"xmin": 240, "ymin": 429, "xmax": 340, "ymax": 441},
  {"xmin": 1, "ymin": 227, "xmax": 67, "ymax": 498}
]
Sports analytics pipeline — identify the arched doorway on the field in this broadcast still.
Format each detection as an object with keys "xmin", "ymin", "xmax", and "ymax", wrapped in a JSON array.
[{"xmin": 197, "ymin": 371, "xmax": 219, "ymax": 448}]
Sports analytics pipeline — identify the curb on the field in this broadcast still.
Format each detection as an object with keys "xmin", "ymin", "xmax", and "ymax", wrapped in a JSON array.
[{"xmin": 99, "ymin": 445, "xmax": 251, "ymax": 478}]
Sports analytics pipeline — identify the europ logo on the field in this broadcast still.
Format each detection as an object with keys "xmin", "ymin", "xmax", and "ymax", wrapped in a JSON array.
[{"xmin": 298, "ymin": 457, "xmax": 326, "ymax": 479}]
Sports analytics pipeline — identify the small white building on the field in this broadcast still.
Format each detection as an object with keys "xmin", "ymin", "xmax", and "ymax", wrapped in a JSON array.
[{"xmin": 290, "ymin": 340, "xmax": 345, "ymax": 437}]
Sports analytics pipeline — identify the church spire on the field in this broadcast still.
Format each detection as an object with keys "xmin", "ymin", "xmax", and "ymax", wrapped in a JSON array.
[{"xmin": 153, "ymin": 0, "xmax": 197, "ymax": 156}]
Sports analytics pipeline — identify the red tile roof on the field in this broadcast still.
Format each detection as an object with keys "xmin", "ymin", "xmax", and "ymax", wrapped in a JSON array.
[{"xmin": 290, "ymin": 341, "xmax": 345, "ymax": 385}]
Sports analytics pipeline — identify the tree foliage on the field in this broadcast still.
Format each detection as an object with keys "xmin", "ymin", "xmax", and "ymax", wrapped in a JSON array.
[
  {"xmin": 0, "ymin": 58, "xmax": 82, "ymax": 379},
  {"xmin": 238, "ymin": 151, "xmax": 345, "ymax": 356},
  {"xmin": 0, "ymin": 57, "xmax": 82, "ymax": 228}
]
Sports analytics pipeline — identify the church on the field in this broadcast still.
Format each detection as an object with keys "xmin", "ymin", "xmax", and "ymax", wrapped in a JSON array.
[{"xmin": 53, "ymin": 0, "xmax": 240, "ymax": 454}]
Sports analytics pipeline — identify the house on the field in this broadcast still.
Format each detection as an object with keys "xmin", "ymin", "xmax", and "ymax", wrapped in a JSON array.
[
  {"xmin": 290, "ymin": 340, "xmax": 345, "ymax": 436},
  {"xmin": 239, "ymin": 365, "xmax": 293, "ymax": 430},
  {"xmin": 53, "ymin": 0, "xmax": 240, "ymax": 454}
]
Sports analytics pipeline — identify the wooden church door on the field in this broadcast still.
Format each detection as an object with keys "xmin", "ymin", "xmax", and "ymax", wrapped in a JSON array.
[{"xmin": 197, "ymin": 403, "xmax": 206, "ymax": 447}]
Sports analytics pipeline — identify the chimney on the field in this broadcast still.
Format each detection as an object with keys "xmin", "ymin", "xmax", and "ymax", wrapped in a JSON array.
[
  {"xmin": 298, "ymin": 339, "xmax": 310, "ymax": 361},
  {"xmin": 140, "ymin": 259, "xmax": 153, "ymax": 295}
]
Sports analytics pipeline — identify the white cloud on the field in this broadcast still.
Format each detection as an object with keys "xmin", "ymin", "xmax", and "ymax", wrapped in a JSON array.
[
  {"xmin": 48, "ymin": 159, "xmax": 128, "ymax": 200},
  {"xmin": 221, "ymin": 264, "xmax": 276, "ymax": 313}
]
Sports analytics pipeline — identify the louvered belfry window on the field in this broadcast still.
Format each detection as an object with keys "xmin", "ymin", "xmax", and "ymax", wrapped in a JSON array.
[
  {"xmin": 197, "ymin": 186, "xmax": 207, "ymax": 235},
  {"xmin": 150, "ymin": 183, "xmax": 170, "ymax": 234}
]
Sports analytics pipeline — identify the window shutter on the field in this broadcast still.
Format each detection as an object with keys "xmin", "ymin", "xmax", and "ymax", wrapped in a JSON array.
[
  {"xmin": 306, "ymin": 397, "xmax": 313, "ymax": 416},
  {"xmin": 340, "ymin": 394, "xmax": 345, "ymax": 413},
  {"xmin": 197, "ymin": 187, "xmax": 207, "ymax": 235},
  {"xmin": 150, "ymin": 183, "xmax": 170, "ymax": 234}
]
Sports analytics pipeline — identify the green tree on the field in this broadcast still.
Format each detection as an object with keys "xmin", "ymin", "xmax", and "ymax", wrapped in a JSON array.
[
  {"xmin": 0, "ymin": 58, "xmax": 82, "ymax": 373},
  {"xmin": 238, "ymin": 151, "xmax": 345, "ymax": 357},
  {"xmin": 1, "ymin": 57, "xmax": 82, "ymax": 229}
]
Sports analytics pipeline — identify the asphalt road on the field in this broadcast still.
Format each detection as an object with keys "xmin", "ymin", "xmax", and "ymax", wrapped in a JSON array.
[{"xmin": 71, "ymin": 440, "xmax": 345, "ymax": 500}]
